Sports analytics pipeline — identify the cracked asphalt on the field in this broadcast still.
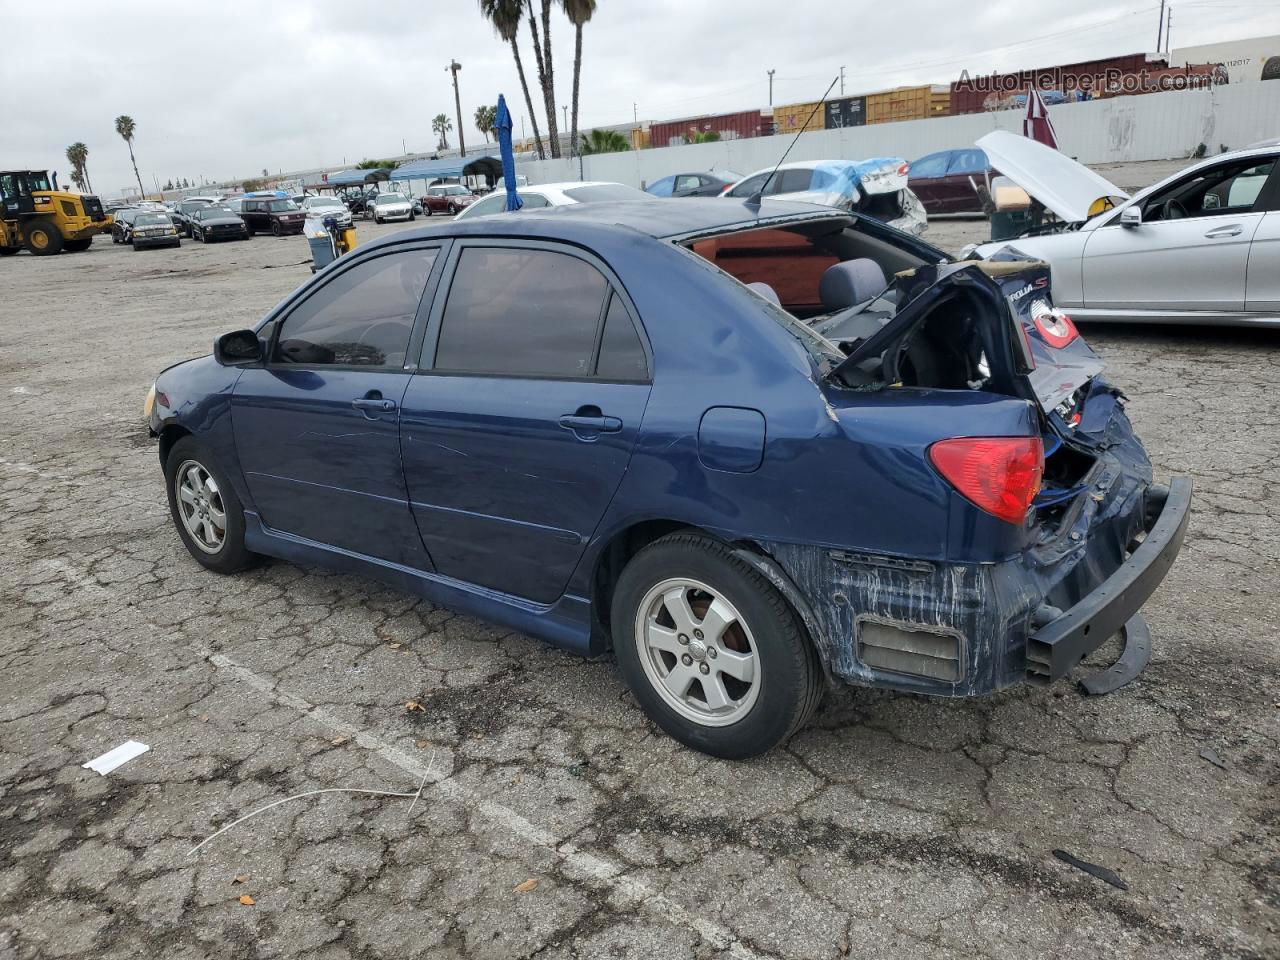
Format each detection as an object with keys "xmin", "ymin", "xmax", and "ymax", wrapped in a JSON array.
[{"xmin": 1, "ymin": 203, "xmax": 1277, "ymax": 960}]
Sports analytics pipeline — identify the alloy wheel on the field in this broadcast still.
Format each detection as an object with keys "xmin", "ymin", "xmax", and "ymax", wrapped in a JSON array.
[
  {"xmin": 634, "ymin": 577, "xmax": 760, "ymax": 727},
  {"xmin": 174, "ymin": 459, "xmax": 226, "ymax": 554}
]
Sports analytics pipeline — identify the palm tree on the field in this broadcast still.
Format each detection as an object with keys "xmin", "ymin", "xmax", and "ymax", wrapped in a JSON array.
[
  {"xmin": 559, "ymin": 0, "xmax": 595, "ymax": 160},
  {"xmin": 432, "ymin": 113, "xmax": 453, "ymax": 150},
  {"xmin": 114, "ymin": 116, "xmax": 146, "ymax": 200},
  {"xmin": 65, "ymin": 142, "xmax": 93, "ymax": 193},
  {"xmin": 524, "ymin": 0, "xmax": 560, "ymax": 158},
  {"xmin": 479, "ymin": 0, "xmax": 546, "ymax": 159},
  {"xmin": 578, "ymin": 128, "xmax": 630, "ymax": 155},
  {"xmin": 474, "ymin": 104, "xmax": 498, "ymax": 144}
]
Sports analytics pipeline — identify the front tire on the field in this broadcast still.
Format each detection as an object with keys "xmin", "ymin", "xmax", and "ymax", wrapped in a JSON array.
[
  {"xmin": 611, "ymin": 533, "xmax": 823, "ymax": 759},
  {"xmin": 164, "ymin": 436, "xmax": 256, "ymax": 574},
  {"xmin": 24, "ymin": 220, "xmax": 63, "ymax": 255},
  {"xmin": 65, "ymin": 237, "xmax": 92, "ymax": 252}
]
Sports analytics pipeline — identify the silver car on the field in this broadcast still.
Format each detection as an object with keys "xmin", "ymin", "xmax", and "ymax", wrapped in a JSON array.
[
  {"xmin": 369, "ymin": 192, "xmax": 415, "ymax": 224},
  {"xmin": 300, "ymin": 195, "xmax": 353, "ymax": 229},
  {"xmin": 972, "ymin": 131, "xmax": 1280, "ymax": 327}
]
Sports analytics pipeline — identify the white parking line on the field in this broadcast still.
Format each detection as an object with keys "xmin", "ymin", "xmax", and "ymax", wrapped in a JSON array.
[{"xmin": 203, "ymin": 649, "xmax": 765, "ymax": 959}]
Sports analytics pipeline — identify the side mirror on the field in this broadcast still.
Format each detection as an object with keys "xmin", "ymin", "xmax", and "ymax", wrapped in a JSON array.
[
  {"xmin": 214, "ymin": 329, "xmax": 263, "ymax": 366},
  {"xmin": 1119, "ymin": 205, "xmax": 1143, "ymax": 227}
]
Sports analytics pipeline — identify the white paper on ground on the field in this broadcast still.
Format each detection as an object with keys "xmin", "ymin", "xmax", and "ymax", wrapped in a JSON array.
[{"xmin": 83, "ymin": 740, "xmax": 150, "ymax": 775}]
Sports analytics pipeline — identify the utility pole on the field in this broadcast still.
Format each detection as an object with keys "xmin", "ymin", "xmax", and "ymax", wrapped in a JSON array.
[
  {"xmin": 767, "ymin": 69, "xmax": 776, "ymax": 106},
  {"xmin": 447, "ymin": 60, "xmax": 466, "ymax": 157},
  {"xmin": 1155, "ymin": 0, "xmax": 1166, "ymax": 53},
  {"xmin": 562, "ymin": 104, "xmax": 570, "ymax": 157},
  {"xmin": 1166, "ymin": 7, "xmax": 1172, "ymax": 55},
  {"xmin": 633, "ymin": 102, "xmax": 638, "ymax": 124},
  {"xmin": 840, "ymin": 66, "xmax": 846, "ymax": 97}
]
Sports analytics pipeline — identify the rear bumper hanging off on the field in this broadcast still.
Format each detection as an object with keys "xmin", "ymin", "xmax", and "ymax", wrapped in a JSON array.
[{"xmin": 1026, "ymin": 476, "xmax": 1192, "ymax": 684}]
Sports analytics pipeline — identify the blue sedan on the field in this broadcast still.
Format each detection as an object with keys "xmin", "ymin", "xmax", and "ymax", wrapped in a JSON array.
[{"xmin": 145, "ymin": 198, "xmax": 1191, "ymax": 758}]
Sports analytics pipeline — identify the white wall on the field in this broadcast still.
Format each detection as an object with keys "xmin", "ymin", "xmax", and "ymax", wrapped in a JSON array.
[{"xmin": 517, "ymin": 83, "xmax": 1280, "ymax": 189}]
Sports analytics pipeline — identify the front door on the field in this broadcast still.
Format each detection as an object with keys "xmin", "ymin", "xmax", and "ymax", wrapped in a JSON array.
[
  {"xmin": 1082, "ymin": 156, "xmax": 1275, "ymax": 314},
  {"xmin": 232, "ymin": 242, "xmax": 444, "ymax": 566},
  {"xmin": 400, "ymin": 242, "xmax": 652, "ymax": 604}
]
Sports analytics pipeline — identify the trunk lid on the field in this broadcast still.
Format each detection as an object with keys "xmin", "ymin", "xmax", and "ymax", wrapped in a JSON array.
[{"xmin": 976, "ymin": 130, "xmax": 1127, "ymax": 223}]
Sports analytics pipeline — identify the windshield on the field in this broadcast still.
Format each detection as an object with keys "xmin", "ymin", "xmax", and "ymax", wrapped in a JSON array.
[
  {"xmin": 198, "ymin": 207, "xmax": 232, "ymax": 219},
  {"xmin": 135, "ymin": 213, "xmax": 170, "ymax": 225},
  {"xmin": 266, "ymin": 200, "xmax": 298, "ymax": 212},
  {"xmin": 563, "ymin": 183, "xmax": 649, "ymax": 203},
  {"xmin": 375, "ymin": 194, "xmax": 407, "ymax": 204},
  {"xmin": 441, "ymin": 185, "xmax": 470, "ymax": 195},
  {"xmin": 306, "ymin": 198, "xmax": 343, "ymax": 208}
]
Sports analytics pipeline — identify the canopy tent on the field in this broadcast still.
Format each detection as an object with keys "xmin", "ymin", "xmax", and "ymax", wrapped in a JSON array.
[{"xmin": 389, "ymin": 155, "xmax": 504, "ymax": 187}]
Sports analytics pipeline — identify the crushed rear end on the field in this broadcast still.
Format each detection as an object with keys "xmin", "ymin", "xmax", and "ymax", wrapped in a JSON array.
[{"xmin": 776, "ymin": 254, "xmax": 1190, "ymax": 695}]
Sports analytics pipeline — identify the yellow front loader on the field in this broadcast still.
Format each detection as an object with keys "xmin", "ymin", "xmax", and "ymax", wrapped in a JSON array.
[{"xmin": 0, "ymin": 169, "xmax": 112, "ymax": 256}]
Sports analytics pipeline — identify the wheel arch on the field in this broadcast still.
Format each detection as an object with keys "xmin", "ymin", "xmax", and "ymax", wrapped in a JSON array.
[
  {"xmin": 157, "ymin": 423, "xmax": 192, "ymax": 467},
  {"xmin": 587, "ymin": 520, "xmax": 831, "ymax": 677}
]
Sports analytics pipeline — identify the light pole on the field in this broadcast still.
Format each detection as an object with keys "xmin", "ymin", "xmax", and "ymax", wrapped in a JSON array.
[
  {"xmin": 446, "ymin": 60, "xmax": 466, "ymax": 157},
  {"xmin": 767, "ymin": 69, "xmax": 775, "ymax": 106},
  {"xmin": 562, "ymin": 104, "xmax": 570, "ymax": 157}
]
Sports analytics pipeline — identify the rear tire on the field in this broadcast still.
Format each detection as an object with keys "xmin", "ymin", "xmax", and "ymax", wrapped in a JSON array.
[
  {"xmin": 0, "ymin": 246, "xmax": 18, "ymax": 256},
  {"xmin": 24, "ymin": 220, "xmax": 63, "ymax": 255},
  {"xmin": 65, "ymin": 237, "xmax": 92, "ymax": 252},
  {"xmin": 164, "ymin": 436, "xmax": 256, "ymax": 574},
  {"xmin": 611, "ymin": 533, "xmax": 823, "ymax": 759}
]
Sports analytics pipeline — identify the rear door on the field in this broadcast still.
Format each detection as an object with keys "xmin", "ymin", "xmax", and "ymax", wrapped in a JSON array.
[
  {"xmin": 231, "ymin": 241, "xmax": 446, "ymax": 567},
  {"xmin": 1245, "ymin": 162, "xmax": 1280, "ymax": 313},
  {"xmin": 1082, "ymin": 156, "xmax": 1275, "ymax": 314},
  {"xmin": 399, "ymin": 240, "xmax": 652, "ymax": 603},
  {"xmin": 906, "ymin": 152, "xmax": 952, "ymax": 214},
  {"xmin": 943, "ymin": 149, "xmax": 991, "ymax": 214}
]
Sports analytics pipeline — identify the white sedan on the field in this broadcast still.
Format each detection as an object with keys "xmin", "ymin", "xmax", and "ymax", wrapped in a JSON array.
[
  {"xmin": 369, "ymin": 193, "xmax": 416, "ymax": 224},
  {"xmin": 972, "ymin": 131, "xmax": 1280, "ymax": 327},
  {"xmin": 453, "ymin": 181, "xmax": 650, "ymax": 220}
]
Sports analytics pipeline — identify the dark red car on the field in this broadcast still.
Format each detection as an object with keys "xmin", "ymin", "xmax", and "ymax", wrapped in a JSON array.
[
  {"xmin": 908, "ymin": 148, "xmax": 997, "ymax": 214},
  {"xmin": 240, "ymin": 198, "xmax": 306, "ymax": 236},
  {"xmin": 422, "ymin": 184, "xmax": 477, "ymax": 216}
]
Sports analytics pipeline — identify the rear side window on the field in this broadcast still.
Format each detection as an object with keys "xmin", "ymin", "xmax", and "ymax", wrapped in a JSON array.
[
  {"xmin": 434, "ymin": 247, "xmax": 608, "ymax": 378},
  {"xmin": 909, "ymin": 152, "xmax": 950, "ymax": 179},
  {"xmin": 647, "ymin": 175, "xmax": 675, "ymax": 197},
  {"xmin": 274, "ymin": 250, "xmax": 437, "ymax": 368},
  {"xmin": 947, "ymin": 149, "xmax": 989, "ymax": 175},
  {"xmin": 595, "ymin": 294, "xmax": 647, "ymax": 381},
  {"xmin": 777, "ymin": 168, "xmax": 814, "ymax": 193}
]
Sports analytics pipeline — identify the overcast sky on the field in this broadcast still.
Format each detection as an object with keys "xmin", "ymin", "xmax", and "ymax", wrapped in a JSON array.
[{"xmin": 4, "ymin": 0, "xmax": 1277, "ymax": 196}]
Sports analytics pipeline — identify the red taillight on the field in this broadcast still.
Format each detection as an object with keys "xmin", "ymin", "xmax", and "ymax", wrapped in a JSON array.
[
  {"xmin": 897, "ymin": 162, "xmax": 910, "ymax": 177},
  {"xmin": 929, "ymin": 437, "xmax": 1044, "ymax": 525},
  {"xmin": 1031, "ymin": 304, "xmax": 1079, "ymax": 348}
]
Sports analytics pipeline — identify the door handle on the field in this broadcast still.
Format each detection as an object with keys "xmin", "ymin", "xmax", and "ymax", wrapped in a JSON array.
[
  {"xmin": 559, "ymin": 414, "xmax": 622, "ymax": 433},
  {"xmin": 352, "ymin": 397, "xmax": 396, "ymax": 411},
  {"xmin": 1204, "ymin": 225, "xmax": 1243, "ymax": 238}
]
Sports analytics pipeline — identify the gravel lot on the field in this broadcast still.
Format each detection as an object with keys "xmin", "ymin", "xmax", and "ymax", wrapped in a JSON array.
[{"xmin": 1, "ymin": 196, "xmax": 1277, "ymax": 960}]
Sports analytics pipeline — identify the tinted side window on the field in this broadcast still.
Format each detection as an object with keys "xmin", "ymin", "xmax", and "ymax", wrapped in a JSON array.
[
  {"xmin": 595, "ymin": 294, "xmax": 648, "ymax": 381},
  {"xmin": 274, "ymin": 250, "xmax": 437, "ymax": 368},
  {"xmin": 947, "ymin": 149, "xmax": 989, "ymax": 175},
  {"xmin": 725, "ymin": 173, "xmax": 767, "ymax": 198},
  {"xmin": 909, "ymin": 152, "xmax": 950, "ymax": 179},
  {"xmin": 777, "ymin": 168, "xmax": 814, "ymax": 193},
  {"xmin": 462, "ymin": 193, "xmax": 505, "ymax": 218},
  {"xmin": 435, "ymin": 248, "xmax": 608, "ymax": 378},
  {"xmin": 521, "ymin": 193, "xmax": 550, "ymax": 208},
  {"xmin": 647, "ymin": 176, "xmax": 675, "ymax": 197}
]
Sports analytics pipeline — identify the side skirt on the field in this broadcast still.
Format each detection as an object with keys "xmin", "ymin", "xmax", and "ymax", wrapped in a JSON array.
[{"xmin": 243, "ymin": 511, "xmax": 595, "ymax": 656}]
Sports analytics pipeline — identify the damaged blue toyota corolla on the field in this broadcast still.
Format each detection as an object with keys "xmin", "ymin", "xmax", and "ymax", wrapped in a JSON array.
[{"xmin": 146, "ymin": 198, "xmax": 1191, "ymax": 758}]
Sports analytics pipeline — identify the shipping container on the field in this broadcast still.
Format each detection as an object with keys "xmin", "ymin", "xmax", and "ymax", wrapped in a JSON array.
[
  {"xmin": 648, "ymin": 110, "xmax": 772, "ymax": 148},
  {"xmin": 948, "ymin": 52, "xmax": 1161, "ymax": 115},
  {"xmin": 865, "ymin": 84, "xmax": 950, "ymax": 124},
  {"xmin": 774, "ymin": 100, "xmax": 826, "ymax": 134},
  {"xmin": 823, "ymin": 96, "xmax": 866, "ymax": 129}
]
